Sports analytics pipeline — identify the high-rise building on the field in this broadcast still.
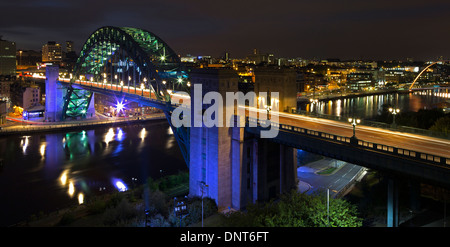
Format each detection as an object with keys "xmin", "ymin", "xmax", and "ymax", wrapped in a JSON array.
[
  {"xmin": 42, "ymin": 41, "xmax": 62, "ymax": 62},
  {"xmin": 0, "ymin": 37, "xmax": 16, "ymax": 76},
  {"xmin": 66, "ymin": 41, "xmax": 74, "ymax": 53}
]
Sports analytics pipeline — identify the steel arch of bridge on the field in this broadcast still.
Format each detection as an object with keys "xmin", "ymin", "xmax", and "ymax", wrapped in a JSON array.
[
  {"xmin": 409, "ymin": 61, "xmax": 448, "ymax": 90},
  {"xmin": 69, "ymin": 26, "xmax": 189, "ymax": 101},
  {"xmin": 62, "ymin": 26, "xmax": 191, "ymax": 166}
]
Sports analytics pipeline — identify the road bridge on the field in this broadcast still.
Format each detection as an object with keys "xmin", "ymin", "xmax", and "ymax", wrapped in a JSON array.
[{"xmin": 37, "ymin": 26, "xmax": 450, "ymax": 227}]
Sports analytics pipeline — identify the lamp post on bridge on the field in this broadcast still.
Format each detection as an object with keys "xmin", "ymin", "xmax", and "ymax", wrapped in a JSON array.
[
  {"xmin": 388, "ymin": 107, "xmax": 400, "ymax": 128},
  {"xmin": 143, "ymin": 78, "xmax": 147, "ymax": 97},
  {"xmin": 162, "ymin": 80, "xmax": 167, "ymax": 101},
  {"xmin": 348, "ymin": 117, "xmax": 360, "ymax": 145},
  {"xmin": 200, "ymin": 182, "xmax": 209, "ymax": 227},
  {"xmin": 140, "ymin": 83, "xmax": 144, "ymax": 96},
  {"xmin": 120, "ymin": 81, "xmax": 124, "ymax": 92},
  {"xmin": 114, "ymin": 74, "xmax": 118, "ymax": 90},
  {"xmin": 309, "ymin": 98, "xmax": 318, "ymax": 114}
]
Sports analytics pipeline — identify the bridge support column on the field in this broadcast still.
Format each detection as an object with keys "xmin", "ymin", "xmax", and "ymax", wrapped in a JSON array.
[
  {"xmin": 45, "ymin": 65, "xmax": 65, "ymax": 122},
  {"xmin": 253, "ymin": 138, "xmax": 297, "ymax": 203},
  {"xmin": 387, "ymin": 178, "xmax": 399, "ymax": 227},
  {"xmin": 280, "ymin": 144, "xmax": 297, "ymax": 194},
  {"xmin": 188, "ymin": 68, "xmax": 239, "ymax": 211},
  {"xmin": 231, "ymin": 123, "xmax": 245, "ymax": 210},
  {"xmin": 409, "ymin": 180, "xmax": 421, "ymax": 213}
]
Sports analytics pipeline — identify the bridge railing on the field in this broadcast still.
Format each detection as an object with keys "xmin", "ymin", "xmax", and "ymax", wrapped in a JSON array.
[
  {"xmin": 0, "ymin": 114, "xmax": 166, "ymax": 135},
  {"xmin": 61, "ymin": 78, "xmax": 191, "ymax": 109},
  {"xmin": 293, "ymin": 110, "xmax": 450, "ymax": 140},
  {"xmin": 246, "ymin": 117, "xmax": 450, "ymax": 168}
]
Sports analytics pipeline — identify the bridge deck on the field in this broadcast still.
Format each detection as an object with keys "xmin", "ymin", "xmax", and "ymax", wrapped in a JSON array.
[
  {"xmin": 276, "ymin": 113, "xmax": 450, "ymax": 159},
  {"xmin": 55, "ymin": 77, "xmax": 450, "ymax": 162}
]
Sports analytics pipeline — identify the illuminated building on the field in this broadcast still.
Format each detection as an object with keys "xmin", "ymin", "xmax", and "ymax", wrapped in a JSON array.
[
  {"xmin": 42, "ymin": 41, "xmax": 62, "ymax": 63},
  {"xmin": 16, "ymin": 50, "xmax": 41, "ymax": 69},
  {"xmin": 296, "ymin": 71, "xmax": 326, "ymax": 93},
  {"xmin": 0, "ymin": 38, "xmax": 16, "ymax": 76},
  {"xmin": 10, "ymin": 81, "xmax": 41, "ymax": 114},
  {"xmin": 246, "ymin": 49, "xmax": 275, "ymax": 65},
  {"xmin": 253, "ymin": 67, "xmax": 297, "ymax": 112},
  {"xmin": 0, "ymin": 100, "xmax": 7, "ymax": 124},
  {"xmin": 346, "ymin": 72, "xmax": 374, "ymax": 90},
  {"xmin": 66, "ymin": 41, "xmax": 74, "ymax": 53},
  {"xmin": 0, "ymin": 80, "xmax": 11, "ymax": 98}
]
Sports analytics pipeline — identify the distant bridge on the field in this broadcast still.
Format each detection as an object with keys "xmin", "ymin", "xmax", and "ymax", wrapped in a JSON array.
[{"xmin": 409, "ymin": 61, "xmax": 448, "ymax": 90}]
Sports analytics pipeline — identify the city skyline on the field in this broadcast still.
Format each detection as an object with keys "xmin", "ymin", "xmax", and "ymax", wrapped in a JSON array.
[{"xmin": 0, "ymin": 0, "xmax": 449, "ymax": 61}]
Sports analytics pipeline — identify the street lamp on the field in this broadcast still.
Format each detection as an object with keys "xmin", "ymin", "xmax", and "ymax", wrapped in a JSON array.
[
  {"xmin": 120, "ymin": 80, "xmax": 124, "ymax": 92},
  {"xmin": 348, "ymin": 117, "xmax": 361, "ymax": 139},
  {"xmin": 388, "ymin": 107, "xmax": 400, "ymax": 127},
  {"xmin": 266, "ymin": 104, "xmax": 272, "ymax": 120},
  {"xmin": 140, "ymin": 83, "xmax": 145, "ymax": 96},
  {"xmin": 310, "ymin": 98, "xmax": 318, "ymax": 114},
  {"xmin": 200, "ymin": 182, "xmax": 209, "ymax": 227}
]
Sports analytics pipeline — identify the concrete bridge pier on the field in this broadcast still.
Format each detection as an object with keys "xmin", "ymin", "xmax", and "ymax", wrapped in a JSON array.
[
  {"xmin": 252, "ymin": 137, "xmax": 297, "ymax": 204},
  {"xmin": 188, "ymin": 68, "xmax": 297, "ymax": 211},
  {"xmin": 387, "ymin": 177, "xmax": 399, "ymax": 227}
]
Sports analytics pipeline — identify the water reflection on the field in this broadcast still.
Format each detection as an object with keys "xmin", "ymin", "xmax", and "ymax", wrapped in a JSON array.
[
  {"xmin": 40, "ymin": 144, "xmax": 46, "ymax": 157},
  {"xmin": 299, "ymin": 90, "xmax": 447, "ymax": 119},
  {"xmin": 139, "ymin": 128, "xmax": 146, "ymax": 141},
  {"xmin": 21, "ymin": 136, "xmax": 30, "ymax": 154},
  {"xmin": 68, "ymin": 181, "xmax": 75, "ymax": 196},
  {"xmin": 78, "ymin": 193, "xmax": 84, "ymax": 204},
  {"xmin": 0, "ymin": 121, "xmax": 187, "ymax": 226},
  {"xmin": 104, "ymin": 128, "xmax": 114, "ymax": 145},
  {"xmin": 117, "ymin": 128, "xmax": 124, "ymax": 141}
]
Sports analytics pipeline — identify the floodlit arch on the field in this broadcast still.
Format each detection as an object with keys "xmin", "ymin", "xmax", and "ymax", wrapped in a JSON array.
[
  {"xmin": 409, "ymin": 61, "xmax": 447, "ymax": 90},
  {"xmin": 71, "ymin": 26, "xmax": 189, "ymax": 100}
]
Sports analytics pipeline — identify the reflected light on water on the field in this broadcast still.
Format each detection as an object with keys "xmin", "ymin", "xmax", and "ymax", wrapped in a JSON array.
[
  {"xmin": 140, "ymin": 128, "xmax": 146, "ymax": 141},
  {"xmin": 78, "ymin": 193, "xmax": 84, "ymax": 204},
  {"xmin": 68, "ymin": 181, "xmax": 75, "ymax": 197},
  {"xmin": 336, "ymin": 99, "xmax": 341, "ymax": 116},
  {"xmin": 104, "ymin": 128, "xmax": 114, "ymax": 145},
  {"xmin": 40, "ymin": 144, "xmax": 46, "ymax": 157},
  {"xmin": 60, "ymin": 171, "xmax": 68, "ymax": 186},
  {"xmin": 117, "ymin": 128, "xmax": 124, "ymax": 141},
  {"xmin": 21, "ymin": 136, "xmax": 29, "ymax": 153}
]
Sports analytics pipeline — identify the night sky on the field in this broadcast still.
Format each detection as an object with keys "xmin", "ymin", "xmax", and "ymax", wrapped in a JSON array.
[{"xmin": 1, "ymin": 0, "xmax": 449, "ymax": 61}]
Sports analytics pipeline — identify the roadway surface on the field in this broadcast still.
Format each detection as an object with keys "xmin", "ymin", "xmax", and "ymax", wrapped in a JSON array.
[
  {"xmin": 297, "ymin": 158, "xmax": 365, "ymax": 198},
  {"xmin": 275, "ymin": 112, "xmax": 450, "ymax": 159}
]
